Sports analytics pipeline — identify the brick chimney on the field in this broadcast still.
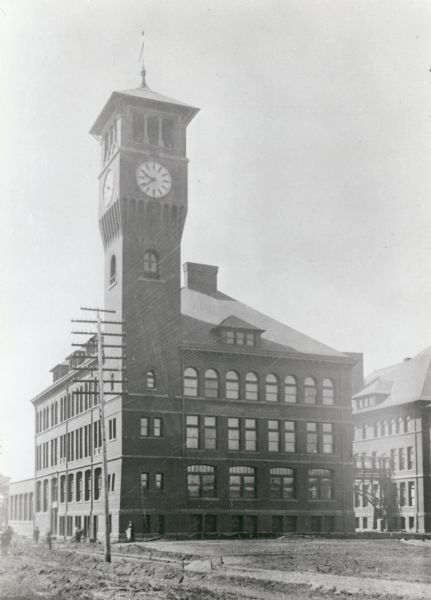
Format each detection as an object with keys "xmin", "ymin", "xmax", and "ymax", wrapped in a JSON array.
[{"xmin": 183, "ymin": 262, "xmax": 218, "ymax": 296}]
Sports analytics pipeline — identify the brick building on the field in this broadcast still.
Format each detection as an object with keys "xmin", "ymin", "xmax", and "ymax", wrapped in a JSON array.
[
  {"xmin": 12, "ymin": 55, "xmax": 360, "ymax": 539},
  {"xmin": 353, "ymin": 346, "xmax": 431, "ymax": 532}
]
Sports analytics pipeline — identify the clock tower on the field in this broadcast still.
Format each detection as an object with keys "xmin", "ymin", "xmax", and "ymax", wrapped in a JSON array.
[{"xmin": 90, "ymin": 57, "xmax": 199, "ymax": 396}]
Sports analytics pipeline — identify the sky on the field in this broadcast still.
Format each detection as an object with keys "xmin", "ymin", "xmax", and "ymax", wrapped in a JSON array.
[{"xmin": 1, "ymin": 0, "xmax": 431, "ymax": 481}]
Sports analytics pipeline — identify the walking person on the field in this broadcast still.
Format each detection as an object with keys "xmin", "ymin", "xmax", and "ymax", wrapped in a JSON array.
[
  {"xmin": 34, "ymin": 526, "xmax": 40, "ymax": 544},
  {"xmin": 46, "ymin": 530, "xmax": 52, "ymax": 550},
  {"xmin": 125, "ymin": 520, "xmax": 135, "ymax": 543}
]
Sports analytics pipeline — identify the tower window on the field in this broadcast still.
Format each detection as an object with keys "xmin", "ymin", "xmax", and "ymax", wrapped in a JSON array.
[
  {"xmin": 110, "ymin": 254, "xmax": 117, "ymax": 285},
  {"xmin": 147, "ymin": 116, "xmax": 159, "ymax": 145},
  {"xmin": 143, "ymin": 250, "xmax": 159, "ymax": 277},
  {"xmin": 133, "ymin": 110, "xmax": 146, "ymax": 143},
  {"xmin": 146, "ymin": 370, "xmax": 156, "ymax": 389},
  {"xmin": 162, "ymin": 119, "xmax": 174, "ymax": 148}
]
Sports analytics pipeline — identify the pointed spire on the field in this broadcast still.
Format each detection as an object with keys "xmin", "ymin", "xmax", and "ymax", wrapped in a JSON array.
[{"xmin": 139, "ymin": 31, "xmax": 148, "ymax": 88}]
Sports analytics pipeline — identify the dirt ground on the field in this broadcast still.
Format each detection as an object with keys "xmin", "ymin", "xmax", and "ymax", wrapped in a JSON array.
[{"xmin": 1, "ymin": 536, "xmax": 431, "ymax": 600}]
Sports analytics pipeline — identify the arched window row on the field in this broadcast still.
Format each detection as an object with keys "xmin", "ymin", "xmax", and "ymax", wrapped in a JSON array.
[
  {"xmin": 185, "ymin": 464, "xmax": 333, "ymax": 501},
  {"xmin": 183, "ymin": 367, "xmax": 335, "ymax": 405}
]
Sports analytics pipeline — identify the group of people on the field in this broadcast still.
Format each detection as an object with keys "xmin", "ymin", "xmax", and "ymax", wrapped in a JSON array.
[
  {"xmin": 1, "ymin": 519, "xmax": 136, "ymax": 553},
  {"xmin": 0, "ymin": 525, "xmax": 13, "ymax": 556}
]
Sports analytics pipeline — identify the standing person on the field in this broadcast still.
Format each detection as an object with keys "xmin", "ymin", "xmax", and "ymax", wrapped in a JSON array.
[
  {"xmin": 125, "ymin": 520, "xmax": 134, "ymax": 542},
  {"xmin": 0, "ymin": 529, "xmax": 8, "ymax": 556},
  {"xmin": 34, "ymin": 526, "xmax": 40, "ymax": 544},
  {"xmin": 46, "ymin": 530, "xmax": 52, "ymax": 551}
]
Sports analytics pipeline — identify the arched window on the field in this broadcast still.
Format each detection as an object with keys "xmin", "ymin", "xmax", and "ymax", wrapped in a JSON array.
[
  {"xmin": 146, "ymin": 370, "xmax": 156, "ymax": 389},
  {"xmin": 284, "ymin": 375, "xmax": 297, "ymax": 403},
  {"xmin": 229, "ymin": 466, "xmax": 256, "ymax": 498},
  {"xmin": 304, "ymin": 377, "xmax": 317, "ymax": 404},
  {"xmin": 187, "ymin": 465, "xmax": 216, "ymax": 498},
  {"xmin": 184, "ymin": 367, "xmax": 198, "ymax": 397},
  {"xmin": 308, "ymin": 468, "xmax": 333, "ymax": 500},
  {"xmin": 322, "ymin": 378, "xmax": 334, "ymax": 405},
  {"xmin": 110, "ymin": 254, "xmax": 116, "ymax": 285},
  {"xmin": 270, "ymin": 467, "xmax": 296, "ymax": 499},
  {"xmin": 245, "ymin": 372, "xmax": 258, "ymax": 401},
  {"xmin": 265, "ymin": 374, "xmax": 279, "ymax": 402},
  {"xmin": 204, "ymin": 369, "xmax": 219, "ymax": 398},
  {"xmin": 226, "ymin": 370, "xmax": 240, "ymax": 400},
  {"xmin": 143, "ymin": 250, "xmax": 158, "ymax": 276}
]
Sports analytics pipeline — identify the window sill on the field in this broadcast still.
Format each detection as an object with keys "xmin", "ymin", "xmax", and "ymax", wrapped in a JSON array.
[
  {"xmin": 138, "ymin": 276, "xmax": 165, "ymax": 284},
  {"xmin": 109, "ymin": 279, "xmax": 117, "ymax": 290}
]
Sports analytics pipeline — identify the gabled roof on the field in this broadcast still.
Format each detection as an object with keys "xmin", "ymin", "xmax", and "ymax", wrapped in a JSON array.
[
  {"xmin": 354, "ymin": 345, "xmax": 431, "ymax": 406},
  {"xmin": 90, "ymin": 86, "xmax": 199, "ymax": 136},
  {"xmin": 213, "ymin": 315, "xmax": 265, "ymax": 332},
  {"xmin": 181, "ymin": 287, "xmax": 346, "ymax": 358}
]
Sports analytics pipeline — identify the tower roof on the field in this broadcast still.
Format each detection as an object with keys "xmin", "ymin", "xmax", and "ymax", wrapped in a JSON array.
[{"xmin": 90, "ymin": 87, "xmax": 199, "ymax": 137}]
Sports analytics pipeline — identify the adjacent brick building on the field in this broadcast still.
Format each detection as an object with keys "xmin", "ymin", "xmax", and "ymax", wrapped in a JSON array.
[
  {"xmin": 353, "ymin": 347, "xmax": 431, "ymax": 532},
  {"xmin": 12, "ymin": 56, "xmax": 360, "ymax": 539}
]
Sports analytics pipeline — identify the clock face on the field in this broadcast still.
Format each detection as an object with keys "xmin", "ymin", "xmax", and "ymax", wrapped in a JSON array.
[
  {"xmin": 136, "ymin": 161, "xmax": 172, "ymax": 198},
  {"xmin": 103, "ymin": 170, "xmax": 115, "ymax": 206}
]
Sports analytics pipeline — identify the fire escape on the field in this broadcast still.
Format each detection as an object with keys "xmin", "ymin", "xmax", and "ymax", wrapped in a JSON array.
[{"xmin": 354, "ymin": 455, "xmax": 399, "ymax": 530}]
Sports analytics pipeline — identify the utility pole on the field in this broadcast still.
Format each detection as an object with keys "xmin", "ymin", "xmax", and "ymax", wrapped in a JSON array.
[{"xmin": 71, "ymin": 307, "xmax": 126, "ymax": 563}]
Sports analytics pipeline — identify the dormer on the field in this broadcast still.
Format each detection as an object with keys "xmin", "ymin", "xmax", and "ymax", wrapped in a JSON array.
[
  {"xmin": 67, "ymin": 350, "xmax": 86, "ymax": 369},
  {"xmin": 50, "ymin": 363, "xmax": 70, "ymax": 383},
  {"xmin": 212, "ymin": 316, "xmax": 265, "ymax": 347}
]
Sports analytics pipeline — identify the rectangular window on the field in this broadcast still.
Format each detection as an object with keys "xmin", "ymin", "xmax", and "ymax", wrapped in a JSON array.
[
  {"xmin": 322, "ymin": 423, "xmax": 334, "ymax": 454},
  {"xmin": 140, "ymin": 417, "xmax": 149, "ymax": 437},
  {"xmin": 204, "ymin": 416, "xmax": 216, "ymax": 449},
  {"xmin": 284, "ymin": 421, "xmax": 296, "ymax": 452},
  {"xmin": 225, "ymin": 331, "xmax": 235, "ymax": 344},
  {"xmin": 399, "ymin": 482, "xmax": 406, "ymax": 506},
  {"xmin": 408, "ymin": 481, "xmax": 415, "ymax": 506},
  {"xmin": 245, "ymin": 419, "xmax": 257, "ymax": 451},
  {"xmin": 246, "ymin": 333, "xmax": 254, "ymax": 346},
  {"xmin": 307, "ymin": 422, "xmax": 318, "ymax": 453},
  {"xmin": 155, "ymin": 473, "xmax": 164, "ymax": 490},
  {"xmin": 228, "ymin": 418, "xmax": 240, "ymax": 451},
  {"xmin": 84, "ymin": 470, "xmax": 91, "ymax": 501},
  {"xmin": 76, "ymin": 472, "xmax": 83, "ymax": 502},
  {"xmin": 141, "ymin": 472, "xmax": 149, "ymax": 491},
  {"xmin": 186, "ymin": 415, "xmax": 199, "ymax": 449},
  {"xmin": 409, "ymin": 516, "xmax": 415, "ymax": 530},
  {"xmin": 236, "ymin": 332, "xmax": 245, "ymax": 345},
  {"xmin": 407, "ymin": 447, "xmax": 414, "ymax": 470},
  {"xmin": 399, "ymin": 447, "xmax": 406, "ymax": 470},
  {"xmin": 108, "ymin": 418, "xmax": 117, "ymax": 440},
  {"xmin": 67, "ymin": 474, "xmax": 74, "ymax": 502},
  {"xmin": 268, "ymin": 420, "xmax": 280, "ymax": 452},
  {"xmin": 153, "ymin": 417, "xmax": 162, "ymax": 437},
  {"xmin": 94, "ymin": 468, "xmax": 102, "ymax": 500}
]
